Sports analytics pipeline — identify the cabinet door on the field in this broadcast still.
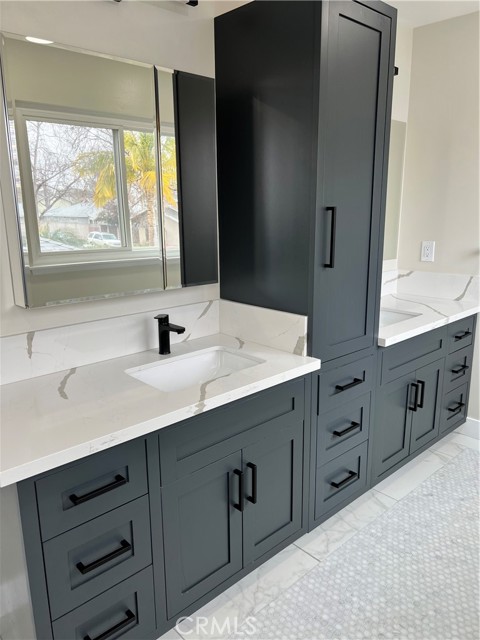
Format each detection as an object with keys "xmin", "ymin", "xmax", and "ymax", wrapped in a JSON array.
[
  {"xmin": 174, "ymin": 71, "xmax": 218, "ymax": 286},
  {"xmin": 373, "ymin": 373, "xmax": 414, "ymax": 479},
  {"xmin": 312, "ymin": 2, "xmax": 393, "ymax": 361},
  {"xmin": 242, "ymin": 420, "xmax": 303, "ymax": 565},
  {"xmin": 162, "ymin": 452, "xmax": 243, "ymax": 618},
  {"xmin": 410, "ymin": 361, "xmax": 443, "ymax": 453}
]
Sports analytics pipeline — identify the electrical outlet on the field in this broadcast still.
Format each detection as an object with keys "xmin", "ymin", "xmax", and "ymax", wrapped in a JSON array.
[{"xmin": 421, "ymin": 240, "xmax": 435, "ymax": 262}]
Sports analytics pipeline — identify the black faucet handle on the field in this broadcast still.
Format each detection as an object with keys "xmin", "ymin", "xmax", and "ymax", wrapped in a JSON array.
[{"xmin": 155, "ymin": 314, "xmax": 169, "ymax": 325}]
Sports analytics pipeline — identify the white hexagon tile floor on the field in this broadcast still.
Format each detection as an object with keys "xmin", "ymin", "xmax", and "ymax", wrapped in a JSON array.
[
  {"xmin": 159, "ymin": 427, "xmax": 479, "ymax": 640},
  {"xmin": 232, "ymin": 448, "xmax": 479, "ymax": 640}
]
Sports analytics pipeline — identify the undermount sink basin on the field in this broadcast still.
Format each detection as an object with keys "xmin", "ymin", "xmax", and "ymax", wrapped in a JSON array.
[
  {"xmin": 126, "ymin": 347, "xmax": 265, "ymax": 392},
  {"xmin": 380, "ymin": 308, "xmax": 421, "ymax": 328}
]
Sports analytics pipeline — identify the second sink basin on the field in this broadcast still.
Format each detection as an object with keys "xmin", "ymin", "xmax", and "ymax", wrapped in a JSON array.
[
  {"xmin": 380, "ymin": 308, "xmax": 421, "ymax": 328},
  {"xmin": 126, "ymin": 347, "xmax": 265, "ymax": 392}
]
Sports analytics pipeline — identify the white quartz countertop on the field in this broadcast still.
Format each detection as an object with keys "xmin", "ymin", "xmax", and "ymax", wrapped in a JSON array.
[
  {"xmin": 0, "ymin": 333, "xmax": 320, "ymax": 487},
  {"xmin": 379, "ymin": 293, "xmax": 480, "ymax": 347}
]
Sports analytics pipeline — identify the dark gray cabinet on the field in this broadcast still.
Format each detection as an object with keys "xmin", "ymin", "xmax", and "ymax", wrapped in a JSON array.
[
  {"xmin": 311, "ymin": 1, "xmax": 393, "ymax": 361},
  {"xmin": 215, "ymin": 0, "xmax": 396, "ymax": 364},
  {"xmin": 373, "ymin": 359, "xmax": 443, "ymax": 479},
  {"xmin": 161, "ymin": 384, "xmax": 306, "ymax": 618},
  {"xmin": 162, "ymin": 452, "xmax": 243, "ymax": 618}
]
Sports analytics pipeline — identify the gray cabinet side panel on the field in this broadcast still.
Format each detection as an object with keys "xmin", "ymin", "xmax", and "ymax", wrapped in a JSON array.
[{"xmin": 16, "ymin": 480, "xmax": 53, "ymax": 640}]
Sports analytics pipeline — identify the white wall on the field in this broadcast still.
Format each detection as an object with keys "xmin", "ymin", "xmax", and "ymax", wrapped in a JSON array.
[
  {"xmin": 0, "ymin": 0, "xmax": 218, "ymax": 336},
  {"xmin": 396, "ymin": 10, "xmax": 480, "ymax": 421},
  {"xmin": 397, "ymin": 12, "xmax": 480, "ymax": 275},
  {"xmin": 391, "ymin": 23, "xmax": 413, "ymax": 123}
]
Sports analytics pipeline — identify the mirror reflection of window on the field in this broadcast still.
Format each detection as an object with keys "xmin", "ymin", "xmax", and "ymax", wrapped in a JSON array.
[{"xmin": 1, "ymin": 34, "xmax": 178, "ymax": 305}]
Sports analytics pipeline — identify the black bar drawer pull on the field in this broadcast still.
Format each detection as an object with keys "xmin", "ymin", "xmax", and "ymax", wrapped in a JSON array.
[
  {"xmin": 335, "ymin": 378, "xmax": 363, "ymax": 392},
  {"xmin": 454, "ymin": 330, "xmax": 472, "ymax": 341},
  {"xmin": 333, "ymin": 421, "xmax": 360, "ymax": 438},
  {"xmin": 330, "ymin": 470, "xmax": 358, "ymax": 489},
  {"xmin": 246, "ymin": 462, "xmax": 257, "ymax": 504},
  {"xmin": 409, "ymin": 382, "xmax": 419, "ymax": 411},
  {"xmin": 70, "ymin": 475, "xmax": 127, "ymax": 506},
  {"xmin": 76, "ymin": 539, "xmax": 131, "ymax": 575},
  {"xmin": 324, "ymin": 206, "xmax": 337, "ymax": 268},
  {"xmin": 448, "ymin": 401, "xmax": 465, "ymax": 414},
  {"xmin": 451, "ymin": 364, "xmax": 469, "ymax": 374},
  {"xmin": 233, "ymin": 469, "xmax": 244, "ymax": 512},
  {"xmin": 84, "ymin": 609, "xmax": 136, "ymax": 640}
]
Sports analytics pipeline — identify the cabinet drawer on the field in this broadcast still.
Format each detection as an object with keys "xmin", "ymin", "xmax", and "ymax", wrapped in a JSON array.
[
  {"xmin": 440, "ymin": 382, "xmax": 469, "ymax": 434},
  {"xmin": 380, "ymin": 326, "xmax": 446, "ymax": 385},
  {"xmin": 316, "ymin": 394, "xmax": 370, "ymax": 464},
  {"xmin": 447, "ymin": 316, "xmax": 476, "ymax": 354},
  {"xmin": 314, "ymin": 442, "xmax": 368, "ymax": 519},
  {"xmin": 44, "ymin": 496, "xmax": 152, "ymax": 620},
  {"xmin": 444, "ymin": 346, "xmax": 474, "ymax": 393},
  {"xmin": 159, "ymin": 378, "xmax": 304, "ymax": 484},
  {"xmin": 51, "ymin": 566, "xmax": 155, "ymax": 640},
  {"xmin": 317, "ymin": 356, "xmax": 374, "ymax": 414},
  {"xmin": 36, "ymin": 440, "xmax": 148, "ymax": 541}
]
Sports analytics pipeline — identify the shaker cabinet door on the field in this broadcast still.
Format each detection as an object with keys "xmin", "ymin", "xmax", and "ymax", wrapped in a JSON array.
[
  {"xmin": 312, "ymin": 2, "xmax": 393, "ymax": 362},
  {"xmin": 162, "ymin": 451, "xmax": 243, "ymax": 618},
  {"xmin": 242, "ymin": 420, "xmax": 304, "ymax": 565},
  {"xmin": 373, "ymin": 373, "xmax": 414, "ymax": 479},
  {"xmin": 410, "ymin": 361, "xmax": 443, "ymax": 453}
]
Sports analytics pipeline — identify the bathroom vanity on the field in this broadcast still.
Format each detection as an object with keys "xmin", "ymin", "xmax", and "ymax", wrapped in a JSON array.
[{"xmin": 1, "ymin": 1, "xmax": 479, "ymax": 639}]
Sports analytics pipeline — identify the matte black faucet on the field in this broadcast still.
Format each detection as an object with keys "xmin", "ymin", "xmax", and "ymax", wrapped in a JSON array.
[{"xmin": 155, "ymin": 314, "xmax": 185, "ymax": 355}]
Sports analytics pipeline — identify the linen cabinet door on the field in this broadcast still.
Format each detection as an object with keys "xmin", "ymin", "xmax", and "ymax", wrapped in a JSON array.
[
  {"xmin": 410, "ymin": 360, "xmax": 443, "ymax": 454},
  {"xmin": 162, "ymin": 452, "xmax": 243, "ymax": 619},
  {"xmin": 372, "ymin": 373, "xmax": 414, "ymax": 479},
  {"xmin": 242, "ymin": 420, "xmax": 304, "ymax": 566},
  {"xmin": 312, "ymin": 2, "xmax": 393, "ymax": 361}
]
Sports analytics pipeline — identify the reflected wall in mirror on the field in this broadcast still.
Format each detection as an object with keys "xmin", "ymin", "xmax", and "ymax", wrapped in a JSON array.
[
  {"xmin": 383, "ymin": 120, "xmax": 407, "ymax": 262},
  {"xmin": 1, "ymin": 34, "xmax": 182, "ymax": 306}
]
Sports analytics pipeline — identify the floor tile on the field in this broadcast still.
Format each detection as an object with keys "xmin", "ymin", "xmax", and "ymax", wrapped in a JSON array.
[
  {"xmin": 374, "ymin": 448, "xmax": 449, "ymax": 501},
  {"xmin": 175, "ymin": 544, "xmax": 317, "ymax": 639},
  {"xmin": 157, "ymin": 628, "xmax": 183, "ymax": 640},
  {"xmin": 294, "ymin": 489, "xmax": 396, "ymax": 561}
]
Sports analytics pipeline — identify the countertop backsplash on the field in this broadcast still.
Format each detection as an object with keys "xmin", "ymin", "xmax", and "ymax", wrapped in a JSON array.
[{"xmin": 0, "ymin": 299, "xmax": 309, "ymax": 385}]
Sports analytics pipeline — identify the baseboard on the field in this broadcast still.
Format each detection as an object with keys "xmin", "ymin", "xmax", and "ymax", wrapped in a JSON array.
[{"xmin": 460, "ymin": 417, "xmax": 480, "ymax": 439}]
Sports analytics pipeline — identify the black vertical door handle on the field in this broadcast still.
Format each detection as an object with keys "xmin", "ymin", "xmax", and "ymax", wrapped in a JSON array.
[
  {"xmin": 233, "ymin": 469, "xmax": 244, "ymax": 512},
  {"xmin": 324, "ymin": 206, "xmax": 337, "ymax": 268},
  {"xmin": 246, "ymin": 462, "xmax": 257, "ymax": 504},
  {"xmin": 409, "ymin": 382, "xmax": 419, "ymax": 411},
  {"xmin": 417, "ymin": 380, "xmax": 425, "ymax": 409}
]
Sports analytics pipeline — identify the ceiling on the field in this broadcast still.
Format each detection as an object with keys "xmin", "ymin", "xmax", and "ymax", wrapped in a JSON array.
[
  {"xmin": 389, "ymin": 0, "xmax": 479, "ymax": 28},
  {"xmin": 147, "ymin": 0, "xmax": 478, "ymax": 28}
]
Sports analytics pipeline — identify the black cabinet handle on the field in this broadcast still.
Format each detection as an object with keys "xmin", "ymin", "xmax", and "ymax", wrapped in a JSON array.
[
  {"xmin": 409, "ymin": 383, "xmax": 419, "ymax": 411},
  {"xmin": 324, "ymin": 206, "xmax": 337, "ymax": 268},
  {"xmin": 330, "ymin": 470, "xmax": 358, "ymax": 489},
  {"xmin": 70, "ymin": 474, "xmax": 127, "ymax": 506},
  {"xmin": 246, "ymin": 462, "xmax": 257, "ymax": 504},
  {"xmin": 447, "ymin": 401, "xmax": 465, "ymax": 415},
  {"xmin": 233, "ymin": 469, "xmax": 244, "ymax": 512},
  {"xmin": 451, "ymin": 364, "xmax": 469, "ymax": 374},
  {"xmin": 454, "ymin": 330, "xmax": 472, "ymax": 341},
  {"xmin": 76, "ymin": 539, "xmax": 131, "ymax": 575},
  {"xmin": 417, "ymin": 380, "xmax": 425, "ymax": 409},
  {"xmin": 333, "ymin": 421, "xmax": 360, "ymax": 438},
  {"xmin": 335, "ymin": 378, "xmax": 363, "ymax": 392},
  {"xmin": 84, "ymin": 609, "xmax": 136, "ymax": 640}
]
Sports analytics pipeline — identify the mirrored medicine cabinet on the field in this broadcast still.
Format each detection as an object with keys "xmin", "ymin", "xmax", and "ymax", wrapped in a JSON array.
[{"xmin": 0, "ymin": 33, "xmax": 217, "ymax": 308}]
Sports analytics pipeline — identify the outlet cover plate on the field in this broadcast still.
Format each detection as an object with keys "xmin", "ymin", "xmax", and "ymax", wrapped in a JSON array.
[{"xmin": 421, "ymin": 240, "xmax": 435, "ymax": 262}]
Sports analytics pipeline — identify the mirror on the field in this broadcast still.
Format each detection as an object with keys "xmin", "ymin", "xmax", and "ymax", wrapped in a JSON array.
[
  {"xmin": 0, "ymin": 33, "xmax": 181, "ymax": 306},
  {"xmin": 383, "ymin": 119, "xmax": 407, "ymax": 262}
]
